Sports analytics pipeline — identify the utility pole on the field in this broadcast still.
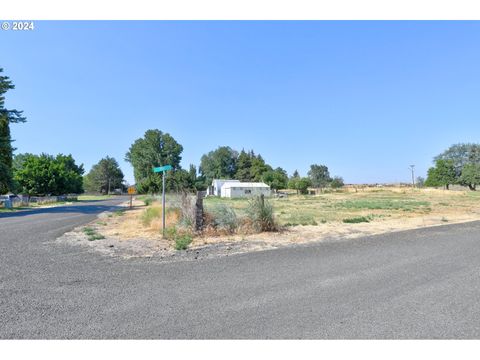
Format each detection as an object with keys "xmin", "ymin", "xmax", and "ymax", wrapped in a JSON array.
[{"xmin": 409, "ymin": 165, "xmax": 415, "ymax": 188}]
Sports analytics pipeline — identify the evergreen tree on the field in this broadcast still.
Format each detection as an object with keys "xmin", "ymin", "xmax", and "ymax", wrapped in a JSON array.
[
  {"xmin": 0, "ymin": 68, "xmax": 26, "ymax": 193},
  {"xmin": 235, "ymin": 149, "xmax": 253, "ymax": 181},
  {"xmin": 84, "ymin": 156, "xmax": 125, "ymax": 194}
]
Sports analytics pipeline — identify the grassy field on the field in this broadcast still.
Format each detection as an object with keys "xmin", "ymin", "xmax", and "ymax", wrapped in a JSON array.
[
  {"xmin": 82, "ymin": 187, "xmax": 480, "ymax": 252},
  {"xmin": 204, "ymin": 188, "xmax": 480, "ymax": 226}
]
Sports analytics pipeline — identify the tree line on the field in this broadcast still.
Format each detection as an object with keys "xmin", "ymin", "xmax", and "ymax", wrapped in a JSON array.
[
  {"xmin": 1, "ymin": 68, "xmax": 346, "ymax": 196},
  {"xmin": 125, "ymin": 129, "xmax": 344, "ymax": 194}
]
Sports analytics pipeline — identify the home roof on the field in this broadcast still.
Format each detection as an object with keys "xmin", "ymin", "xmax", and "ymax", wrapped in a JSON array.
[
  {"xmin": 212, "ymin": 179, "xmax": 240, "ymax": 184},
  {"xmin": 222, "ymin": 182, "xmax": 270, "ymax": 189}
]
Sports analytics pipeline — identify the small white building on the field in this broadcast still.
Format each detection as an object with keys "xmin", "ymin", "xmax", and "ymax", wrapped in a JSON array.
[
  {"xmin": 221, "ymin": 182, "xmax": 271, "ymax": 198},
  {"xmin": 206, "ymin": 179, "xmax": 240, "ymax": 197}
]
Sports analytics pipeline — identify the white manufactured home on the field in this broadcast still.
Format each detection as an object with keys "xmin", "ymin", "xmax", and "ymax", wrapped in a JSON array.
[
  {"xmin": 206, "ymin": 179, "xmax": 240, "ymax": 196},
  {"xmin": 221, "ymin": 182, "xmax": 271, "ymax": 198}
]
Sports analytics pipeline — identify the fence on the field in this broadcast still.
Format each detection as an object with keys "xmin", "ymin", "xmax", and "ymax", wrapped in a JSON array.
[{"xmin": 0, "ymin": 195, "xmax": 78, "ymax": 208}]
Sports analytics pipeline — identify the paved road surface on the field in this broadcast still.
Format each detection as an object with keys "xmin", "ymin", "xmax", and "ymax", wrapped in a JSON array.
[{"xmin": 1, "ymin": 198, "xmax": 480, "ymax": 339}]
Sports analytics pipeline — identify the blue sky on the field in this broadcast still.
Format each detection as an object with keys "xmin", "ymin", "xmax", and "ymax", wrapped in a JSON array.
[{"xmin": 2, "ymin": 21, "xmax": 480, "ymax": 184}]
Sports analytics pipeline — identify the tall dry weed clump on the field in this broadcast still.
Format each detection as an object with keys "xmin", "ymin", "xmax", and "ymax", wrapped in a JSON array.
[
  {"xmin": 203, "ymin": 195, "xmax": 277, "ymax": 236},
  {"xmin": 245, "ymin": 195, "xmax": 277, "ymax": 232}
]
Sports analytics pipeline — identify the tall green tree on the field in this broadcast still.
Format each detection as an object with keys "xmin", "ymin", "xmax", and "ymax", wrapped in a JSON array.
[
  {"xmin": 262, "ymin": 167, "xmax": 288, "ymax": 192},
  {"xmin": 459, "ymin": 163, "xmax": 480, "ymax": 191},
  {"xmin": 250, "ymin": 154, "xmax": 272, "ymax": 181},
  {"xmin": 308, "ymin": 164, "xmax": 332, "ymax": 191},
  {"xmin": 235, "ymin": 149, "xmax": 253, "ymax": 181},
  {"xmin": 14, "ymin": 153, "xmax": 84, "ymax": 195},
  {"xmin": 435, "ymin": 143, "xmax": 480, "ymax": 176},
  {"xmin": 330, "ymin": 176, "xmax": 345, "ymax": 189},
  {"xmin": 125, "ymin": 129, "xmax": 183, "ymax": 193},
  {"xmin": 288, "ymin": 176, "xmax": 311, "ymax": 195},
  {"xmin": 0, "ymin": 68, "xmax": 26, "ymax": 193},
  {"xmin": 296, "ymin": 177, "xmax": 312, "ymax": 195},
  {"xmin": 84, "ymin": 156, "xmax": 125, "ymax": 194},
  {"xmin": 425, "ymin": 159, "xmax": 457, "ymax": 190},
  {"xmin": 199, "ymin": 146, "xmax": 238, "ymax": 184}
]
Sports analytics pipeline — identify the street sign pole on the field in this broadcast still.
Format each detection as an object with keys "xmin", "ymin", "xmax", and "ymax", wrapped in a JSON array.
[
  {"xmin": 152, "ymin": 165, "xmax": 172, "ymax": 239},
  {"xmin": 127, "ymin": 186, "xmax": 136, "ymax": 209},
  {"xmin": 162, "ymin": 170, "xmax": 166, "ymax": 238}
]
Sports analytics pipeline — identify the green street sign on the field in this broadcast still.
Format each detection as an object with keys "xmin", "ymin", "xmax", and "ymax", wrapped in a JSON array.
[{"xmin": 153, "ymin": 165, "xmax": 173, "ymax": 173}]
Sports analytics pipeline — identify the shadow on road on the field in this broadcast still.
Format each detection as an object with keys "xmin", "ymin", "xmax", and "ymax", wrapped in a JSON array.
[{"xmin": 0, "ymin": 203, "xmax": 125, "ymax": 219}]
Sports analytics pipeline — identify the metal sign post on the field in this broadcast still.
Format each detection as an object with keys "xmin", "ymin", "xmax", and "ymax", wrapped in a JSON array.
[
  {"xmin": 127, "ymin": 186, "xmax": 136, "ymax": 209},
  {"xmin": 153, "ymin": 165, "xmax": 173, "ymax": 238}
]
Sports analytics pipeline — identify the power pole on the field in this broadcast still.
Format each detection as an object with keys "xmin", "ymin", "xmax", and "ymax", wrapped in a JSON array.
[{"xmin": 409, "ymin": 165, "xmax": 415, "ymax": 188}]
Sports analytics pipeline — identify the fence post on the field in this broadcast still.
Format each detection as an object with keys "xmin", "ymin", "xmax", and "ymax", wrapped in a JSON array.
[{"xmin": 195, "ymin": 191, "xmax": 205, "ymax": 232}]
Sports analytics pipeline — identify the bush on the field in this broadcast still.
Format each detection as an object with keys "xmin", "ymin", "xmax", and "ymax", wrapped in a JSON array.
[
  {"xmin": 82, "ymin": 226, "xmax": 105, "ymax": 241},
  {"xmin": 342, "ymin": 216, "xmax": 371, "ymax": 223},
  {"xmin": 164, "ymin": 226, "xmax": 178, "ymax": 240},
  {"xmin": 210, "ymin": 204, "xmax": 238, "ymax": 233},
  {"xmin": 174, "ymin": 234, "xmax": 193, "ymax": 250},
  {"xmin": 88, "ymin": 233, "xmax": 105, "ymax": 241},
  {"xmin": 245, "ymin": 195, "xmax": 277, "ymax": 232},
  {"xmin": 143, "ymin": 196, "xmax": 155, "ymax": 206}
]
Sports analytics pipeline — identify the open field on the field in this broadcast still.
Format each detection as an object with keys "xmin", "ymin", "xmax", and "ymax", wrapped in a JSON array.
[
  {"xmin": 62, "ymin": 187, "xmax": 480, "ymax": 258},
  {"xmin": 205, "ymin": 187, "xmax": 480, "ymax": 227}
]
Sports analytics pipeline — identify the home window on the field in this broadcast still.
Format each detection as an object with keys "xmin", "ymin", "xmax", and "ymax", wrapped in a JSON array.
[{"xmin": 245, "ymin": 189, "xmax": 252, "ymax": 194}]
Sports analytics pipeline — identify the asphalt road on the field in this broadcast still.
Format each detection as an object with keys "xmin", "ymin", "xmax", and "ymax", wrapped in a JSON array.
[{"xmin": 1, "ymin": 198, "xmax": 480, "ymax": 339}]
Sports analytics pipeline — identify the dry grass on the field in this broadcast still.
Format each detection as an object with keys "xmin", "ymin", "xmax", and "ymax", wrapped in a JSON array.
[
  {"xmin": 204, "ymin": 187, "xmax": 480, "ymax": 226},
  {"xmin": 92, "ymin": 188, "xmax": 480, "ymax": 252}
]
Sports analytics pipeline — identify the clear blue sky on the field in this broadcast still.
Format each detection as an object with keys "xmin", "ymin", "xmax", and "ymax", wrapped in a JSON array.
[{"xmin": 2, "ymin": 21, "xmax": 480, "ymax": 184}]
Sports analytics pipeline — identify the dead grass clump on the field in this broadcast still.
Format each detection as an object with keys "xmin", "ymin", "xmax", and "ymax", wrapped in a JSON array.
[
  {"xmin": 141, "ymin": 205, "xmax": 181, "ymax": 230},
  {"xmin": 245, "ymin": 196, "xmax": 277, "ymax": 232}
]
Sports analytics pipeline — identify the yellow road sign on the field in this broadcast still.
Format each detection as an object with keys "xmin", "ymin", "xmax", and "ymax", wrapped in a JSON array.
[{"xmin": 127, "ymin": 186, "xmax": 136, "ymax": 195}]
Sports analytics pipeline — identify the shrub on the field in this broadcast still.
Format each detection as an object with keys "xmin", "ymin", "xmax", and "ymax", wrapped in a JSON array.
[
  {"xmin": 174, "ymin": 234, "xmax": 193, "ymax": 250},
  {"xmin": 210, "ymin": 204, "xmax": 238, "ymax": 233},
  {"xmin": 143, "ymin": 196, "xmax": 155, "ymax": 206},
  {"xmin": 83, "ymin": 227, "xmax": 96, "ymax": 236},
  {"xmin": 245, "ymin": 195, "xmax": 277, "ymax": 232},
  {"xmin": 88, "ymin": 233, "xmax": 105, "ymax": 241},
  {"xmin": 342, "ymin": 216, "xmax": 371, "ymax": 223},
  {"xmin": 164, "ymin": 226, "xmax": 178, "ymax": 240},
  {"xmin": 83, "ymin": 227, "xmax": 105, "ymax": 241},
  {"xmin": 141, "ymin": 206, "xmax": 162, "ymax": 226}
]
